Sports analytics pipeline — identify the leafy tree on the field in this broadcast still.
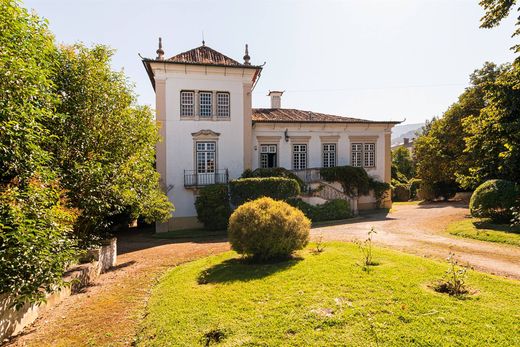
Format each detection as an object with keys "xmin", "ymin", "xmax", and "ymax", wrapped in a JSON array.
[
  {"xmin": 392, "ymin": 146, "xmax": 415, "ymax": 180},
  {"xmin": 51, "ymin": 44, "xmax": 173, "ymax": 245},
  {"xmin": 0, "ymin": 0, "xmax": 77, "ymax": 306},
  {"xmin": 414, "ymin": 63, "xmax": 507, "ymax": 191},
  {"xmin": 461, "ymin": 62, "xmax": 520, "ymax": 187},
  {"xmin": 479, "ymin": 0, "xmax": 520, "ymax": 53}
]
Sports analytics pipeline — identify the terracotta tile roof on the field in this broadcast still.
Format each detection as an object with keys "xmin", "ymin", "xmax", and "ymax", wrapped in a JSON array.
[
  {"xmin": 168, "ymin": 45, "xmax": 244, "ymax": 67},
  {"xmin": 252, "ymin": 108, "xmax": 398, "ymax": 124}
]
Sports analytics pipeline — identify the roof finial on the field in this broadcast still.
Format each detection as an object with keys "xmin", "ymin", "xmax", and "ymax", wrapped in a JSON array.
[
  {"xmin": 243, "ymin": 43, "xmax": 251, "ymax": 65},
  {"xmin": 202, "ymin": 31, "xmax": 205, "ymax": 46},
  {"xmin": 156, "ymin": 37, "xmax": 164, "ymax": 60}
]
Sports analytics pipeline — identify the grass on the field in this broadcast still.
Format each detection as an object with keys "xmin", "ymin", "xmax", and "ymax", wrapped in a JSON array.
[
  {"xmin": 447, "ymin": 218, "xmax": 520, "ymax": 246},
  {"xmin": 136, "ymin": 242, "xmax": 520, "ymax": 346}
]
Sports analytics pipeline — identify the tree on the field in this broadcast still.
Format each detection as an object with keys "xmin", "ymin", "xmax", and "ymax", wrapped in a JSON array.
[
  {"xmin": 51, "ymin": 44, "xmax": 173, "ymax": 245},
  {"xmin": 392, "ymin": 146, "xmax": 415, "ymax": 181},
  {"xmin": 0, "ymin": 0, "xmax": 77, "ymax": 306},
  {"xmin": 414, "ymin": 63, "xmax": 507, "ymax": 192},
  {"xmin": 461, "ymin": 62, "xmax": 520, "ymax": 187},
  {"xmin": 479, "ymin": 0, "xmax": 520, "ymax": 53}
]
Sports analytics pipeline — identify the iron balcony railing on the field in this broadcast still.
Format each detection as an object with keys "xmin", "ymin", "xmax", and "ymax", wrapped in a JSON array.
[{"xmin": 184, "ymin": 169, "xmax": 229, "ymax": 188}]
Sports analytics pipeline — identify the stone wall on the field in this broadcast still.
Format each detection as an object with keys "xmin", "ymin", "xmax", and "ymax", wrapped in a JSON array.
[{"xmin": 0, "ymin": 238, "xmax": 117, "ymax": 342}]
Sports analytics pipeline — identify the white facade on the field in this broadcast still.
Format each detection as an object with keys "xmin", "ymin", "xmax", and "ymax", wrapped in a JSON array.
[{"xmin": 144, "ymin": 44, "xmax": 396, "ymax": 231}]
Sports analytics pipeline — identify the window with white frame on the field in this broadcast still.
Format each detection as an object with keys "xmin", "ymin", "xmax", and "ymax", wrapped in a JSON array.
[
  {"xmin": 199, "ymin": 92, "xmax": 212, "ymax": 117},
  {"xmin": 351, "ymin": 143, "xmax": 375, "ymax": 168},
  {"xmin": 196, "ymin": 141, "xmax": 216, "ymax": 173},
  {"xmin": 180, "ymin": 91, "xmax": 194, "ymax": 117},
  {"xmin": 260, "ymin": 144, "xmax": 277, "ymax": 168},
  {"xmin": 364, "ymin": 143, "xmax": 375, "ymax": 167},
  {"xmin": 351, "ymin": 143, "xmax": 363, "ymax": 167},
  {"xmin": 216, "ymin": 92, "xmax": 230, "ymax": 118},
  {"xmin": 322, "ymin": 143, "xmax": 336, "ymax": 168},
  {"xmin": 292, "ymin": 144, "xmax": 307, "ymax": 170}
]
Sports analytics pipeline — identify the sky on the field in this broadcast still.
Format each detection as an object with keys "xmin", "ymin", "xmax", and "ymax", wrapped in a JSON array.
[{"xmin": 23, "ymin": 0, "xmax": 517, "ymax": 125}]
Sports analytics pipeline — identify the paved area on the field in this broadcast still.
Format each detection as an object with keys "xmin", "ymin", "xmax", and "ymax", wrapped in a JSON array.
[
  {"xmin": 313, "ymin": 202, "xmax": 520, "ymax": 279},
  {"xmin": 8, "ymin": 202, "xmax": 520, "ymax": 346}
]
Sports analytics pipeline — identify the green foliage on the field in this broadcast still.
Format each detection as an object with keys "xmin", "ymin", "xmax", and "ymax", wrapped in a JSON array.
[
  {"xmin": 393, "ymin": 184, "xmax": 411, "ymax": 202},
  {"xmin": 479, "ymin": 0, "xmax": 520, "ymax": 53},
  {"xmin": 228, "ymin": 197, "xmax": 310, "ymax": 260},
  {"xmin": 460, "ymin": 62, "xmax": 520, "ymax": 188},
  {"xmin": 51, "ymin": 44, "xmax": 173, "ymax": 245},
  {"xmin": 0, "ymin": 1, "xmax": 77, "ymax": 306},
  {"xmin": 287, "ymin": 198, "xmax": 352, "ymax": 222},
  {"xmin": 194, "ymin": 184, "xmax": 231, "ymax": 230},
  {"xmin": 320, "ymin": 166, "xmax": 370, "ymax": 196},
  {"xmin": 241, "ymin": 167, "xmax": 305, "ymax": 190},
  {"xmin": 392, "ymin": 147, "xmax": 415, "ymax": 180},
  {"xmin": 229, "ymin": 177, "xmax": 300, "ymax": 206},
  {"xmin": 408, "ymin": 178, "xmax": 422, "ymax": 199},
  {"xmin": 470, "ymin": 179, "xmax": 519, "ymax": 223},
  {"xmin": 417, "ymin": 181, "xmax": 457, "ymax": 202},
  {"xmin": 434, "ymin": 253, "xmax": 469, "ymax": 296},
  {"xmin": 369, "ymin": 178, "xmax": 391, "ymax": 208}
]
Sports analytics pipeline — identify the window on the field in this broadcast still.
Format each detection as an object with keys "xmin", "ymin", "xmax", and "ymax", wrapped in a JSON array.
[
  {"xmin": 196, "ymin": 141, "xmax": 216, "ymax": 173},
  {"xmin": 292, "ymin": 144, "xmax": 307, "ymax": 170},
  {"xmin": 351, "ymin": 143, "xmax": 363, "ymax": 167},
  {"xmin": 364, "ymin": 143, "xmax": 375, "ymax": 167},
  {"xmin": 199, "ymin": 92, "xmax": 212, "ymax": 117},
  {"xmin": 322, "ymin": 143, "xmax": 336, "ymax": 168},
  {"xmin": 351, "ymin": 143, "xmax": 375, "ymax": 168},
  {"xmin": 180, "ymin": 91, "xmax": 194, "ymax": 117},
  {"xmin": 260, "ymin": 144, "xmax": 277, "ymax": 168},
  {"xmin": 217, "ymin": 92, "xmax": 230, "ymax": 118}
]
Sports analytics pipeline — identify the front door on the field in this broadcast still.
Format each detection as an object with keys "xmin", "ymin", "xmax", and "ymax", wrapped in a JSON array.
[
  {"xmin": 196, "ymin": 141, "xmax": 216, "ymax": 185},
  {"xmin": 260, "ymin": 144, "xmax": 277, "ymax": 168}
]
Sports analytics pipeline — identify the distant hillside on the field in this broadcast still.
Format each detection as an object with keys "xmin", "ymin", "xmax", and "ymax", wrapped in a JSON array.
[{"xmin": 392, "ymin": 123, "xmax": 424, "ymax": 145}]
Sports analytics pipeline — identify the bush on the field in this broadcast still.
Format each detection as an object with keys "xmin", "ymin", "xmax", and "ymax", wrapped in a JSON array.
[
  {"xmin": 417, "ymin": 181, "xmax": 457, "ymax": 201},
  {"xmin": 228, "ymin": 197, "xmax": 310, "ymax": 260},
  {"xmin": 369, "ymin": 178, "xmax": 391, "ymax": 208},
  {"xmin": 320, "ymin": 166, "xmax": 370, "ymax": 196},
  {"xmin": 229, "ymin": 177, "xmax": 300, "ymax": 206},
  {"xmin": 408, "ymin": 178, "xmax": 422, "ymax": 199},
  {"xmin": 241, "ymin": 167, "xmax": 305, "ymax": 190},
  {"xmin": 287, "ymin": 198, "xmax": 352, "ymax": 222},
  {"xmin": 393, "ymin": 184, "xmax": 411, "ymax": 202},
  {"xmin": 195, "ymin": 184, "xmax": 231, "ymax": 230},
  {"xmin": 470, "ymin": 179, "xmax": 519, "ymax": 223}
]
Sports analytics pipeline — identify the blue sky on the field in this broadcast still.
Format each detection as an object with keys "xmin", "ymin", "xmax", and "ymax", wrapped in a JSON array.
[{"xmin": 23, "ymin": 0, "xmax": 517, "ymax": 124}]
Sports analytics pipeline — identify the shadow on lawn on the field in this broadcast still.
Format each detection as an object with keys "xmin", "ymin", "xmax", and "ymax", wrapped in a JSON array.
[{"xmin": 198, "ymin": 256, "xmax": 302, "ymax": 284}]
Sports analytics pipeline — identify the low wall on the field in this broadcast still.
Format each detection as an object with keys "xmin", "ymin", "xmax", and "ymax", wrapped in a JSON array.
[{"xmin": 0, "ymin": 238, "xmax": 117, "ymax": 342}]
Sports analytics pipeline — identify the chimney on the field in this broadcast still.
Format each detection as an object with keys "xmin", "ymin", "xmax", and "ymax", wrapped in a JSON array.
[
  {"xmin": 403, "ymin": 138, "xmax": 410, "ymax": 145},
  {"xmin": 268, "ymin": 90, "xmax": 284, "ymax": 109}
]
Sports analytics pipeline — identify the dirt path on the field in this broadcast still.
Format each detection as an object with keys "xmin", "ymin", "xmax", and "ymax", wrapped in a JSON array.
[
  {"xmin": 7, "ymin": 231, "xmax": 229, "ymax": 347},
  {"xmin": 8, "ymin": 202, "xmax": 520, "ymax": 346},
  {"xmin": 313, "ymin": 202, "xmax": 520, "ymax": 279}
]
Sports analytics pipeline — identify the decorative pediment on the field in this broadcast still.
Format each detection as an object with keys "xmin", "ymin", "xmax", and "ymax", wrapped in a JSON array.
[{"xmin": 191, "ymin": 129, "xmax": 221, "ymax": 139}]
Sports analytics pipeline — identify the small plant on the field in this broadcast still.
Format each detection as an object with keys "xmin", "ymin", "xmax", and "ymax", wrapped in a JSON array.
[
  {"xmin": 356, "ymin": 227, "xmax": 378, "ymax": 271},
  {"xmin": 312, "ymin": 235, "xmax": 325, "ymax": 254},
  {"xmin": 434, "ymin": 253, "xmax": 470, "ymax": 296},
  {"xmin": 201, "ymin": 328, "xmax": 227, "ymax": 346}
]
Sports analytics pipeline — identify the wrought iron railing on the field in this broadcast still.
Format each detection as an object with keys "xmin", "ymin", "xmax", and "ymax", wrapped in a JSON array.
[
  {"xmin": 184, "ymin": 169, "xmax": 228, "ymax": 188},
  {"xmin": 291, "ymin": 168, "xmax": 323, "ymax": 184}
]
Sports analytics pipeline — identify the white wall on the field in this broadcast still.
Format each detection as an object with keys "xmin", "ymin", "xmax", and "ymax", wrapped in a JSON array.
[{"xmin": 156, "ymin": 66, "xmax": 253, "ymax": 218}]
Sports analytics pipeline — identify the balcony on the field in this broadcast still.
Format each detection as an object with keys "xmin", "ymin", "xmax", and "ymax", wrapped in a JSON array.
[{"xmin": 184, "ymin": 169, "xmax": 229, "ymax": 188}]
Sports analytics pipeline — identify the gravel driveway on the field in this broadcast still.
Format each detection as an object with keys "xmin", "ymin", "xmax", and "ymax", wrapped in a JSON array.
[{"xmin": 313, "ymin": 202, "xmax": 520, "ymax": 279}]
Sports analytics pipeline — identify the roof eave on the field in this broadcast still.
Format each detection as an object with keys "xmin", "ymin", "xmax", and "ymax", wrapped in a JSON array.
[
  {"xmin": 142, "ymin": 58, "xmax": 263, "ymax": 70},
  {"xmin": 252, "ymin": 120, "xmax": 403, "ymax": 125}
]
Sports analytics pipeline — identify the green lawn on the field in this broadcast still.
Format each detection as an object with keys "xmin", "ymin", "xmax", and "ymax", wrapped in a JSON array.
[
  {"xmin": 136, "ymin": 242, "xmax": 520, "ymax": 346},
  {"xmin": 447, "ymin": 218, "xmax": 520, "ymax": 246}
]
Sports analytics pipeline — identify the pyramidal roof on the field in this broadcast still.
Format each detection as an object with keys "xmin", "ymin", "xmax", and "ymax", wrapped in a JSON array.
[{"xmin": 167, "ymin": 44, "xmax": 246, "ymax": 67}]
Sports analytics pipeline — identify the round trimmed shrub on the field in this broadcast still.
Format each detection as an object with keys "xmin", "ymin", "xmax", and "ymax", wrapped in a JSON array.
[
  {"xmin": 470, "ymin": 179, "xmax": 519, "ymax": 223},
  {"xmin": 393, "ymin": 184, "xmax": 411, "ymax": 202},
  {"xmin": 228, "ymin": 197, "xmax": 310, "ymax": 260},
  {"xmin": 194, "ymin": 184, "xmax": 231, "ymax": 230}
]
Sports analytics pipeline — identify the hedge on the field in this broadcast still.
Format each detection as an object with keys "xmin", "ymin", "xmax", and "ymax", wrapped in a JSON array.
[
  {"xmin": 229, "ymin": 177, "xmax": 300, "ymax": 206},
  {"xmin": 470, "ymin": 179, "xmax": 519, "ymax": 223},
  {"xmin": 241, "ymin": 167, "xmax": 305, "ymax": 190},
  {"xmin": 287, "ymin": 198, "xmax": 352, "ymax": 222},
  {"xmin": 194, "ymin": 184, "xmax": 231, "ymax": 230}
]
